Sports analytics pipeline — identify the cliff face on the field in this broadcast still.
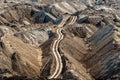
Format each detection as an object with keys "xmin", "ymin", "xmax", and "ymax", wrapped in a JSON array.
[
  {"xmin": 84, "ymin": 25, "xmax": 120, "ymax": 79},
  {"xmin": 0, "ymin": 34, "xmax": 42, "ymax": 77},
  {"xmin": 59, "ymin": 35, "xmax": 93, "ymax": 80}
]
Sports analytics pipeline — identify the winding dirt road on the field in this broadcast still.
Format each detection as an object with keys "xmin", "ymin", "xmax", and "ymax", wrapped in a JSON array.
[
  {"xmin": 48, "ymin": 28, "xmax": 64, "ymax": 79},
  {"xmin": 48, "ymin": 16, "xmax": 70, "ymax": 79},
  {"xmin": 68, "ymin": 16, "xmax": 77, "ymax": 25}
]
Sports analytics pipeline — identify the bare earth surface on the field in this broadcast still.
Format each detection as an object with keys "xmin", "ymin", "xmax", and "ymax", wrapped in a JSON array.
[{"xmin": 0, "ymin": 0, "xmax": 119, "ymax": 80}]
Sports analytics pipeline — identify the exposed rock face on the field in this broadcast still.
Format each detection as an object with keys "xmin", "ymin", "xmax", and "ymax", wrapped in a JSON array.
[
  {"xmin": 0, "ymin": 49, "xmax": 13, "ymax": 78},
  {"xmin": 0, "ymin": 26, "xmax": 13, "ymax": 36},
  {"xmin": 84, "ymin": 25, "xmax": 120, "ymax": 79},
  {"xmin": 0, "ymin": 0, "xmax": 120, "ymax": 80},
  {"xmin": 14, "ymin": 28, "xmax": 50, "ymax": 46},
  {"xmin": 60, "ymin": 35, "xmax": 94, "ymax": 80},
  {"xmin": 1, "ymin": 34, "xmax": 42, "ymax": 77},
  {"xmin": 65, "ymin": 23, "xmax": 98, "ymax": 38}
]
